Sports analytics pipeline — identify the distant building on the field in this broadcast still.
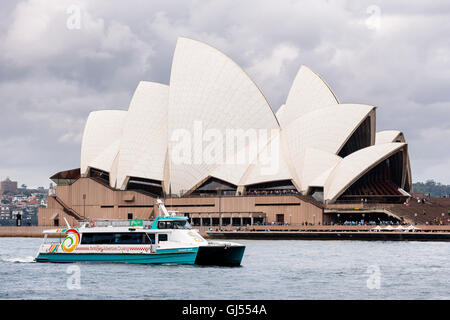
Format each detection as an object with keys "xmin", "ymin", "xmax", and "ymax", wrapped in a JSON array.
[
  {"xmin": 0, "ymin": 205, "xmax": 11, "ymax": 220},
  {"xmin": 0, "ymin": 177, "xmax": 18, "ymax": 195}
]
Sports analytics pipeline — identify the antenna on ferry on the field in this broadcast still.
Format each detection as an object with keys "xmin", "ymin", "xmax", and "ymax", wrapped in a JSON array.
[
  {"xmin": 63, "ymin": 217, "xmax": 71, "ymax": 229},
  {"xmin": 156, "ymin": 199, "xmax": 170, "ymax": 217}
]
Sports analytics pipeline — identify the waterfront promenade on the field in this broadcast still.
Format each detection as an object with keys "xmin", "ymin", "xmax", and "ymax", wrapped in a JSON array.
[
  {"xmin": 203, "ymin": 224, "xmax": 450, "ymax": 241},
  {"xmin": 0, "ymin": 226, "xmax": 49, "ymax": 238},
  {"xmin": 1, "ymin": 225, "xmax": 450, "ymax": 240}
]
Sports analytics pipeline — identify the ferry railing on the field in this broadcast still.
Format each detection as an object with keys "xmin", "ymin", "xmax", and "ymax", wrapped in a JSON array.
[{"xmin": 79, "ymin": 219, "xmax": 154, "ymax": 228}]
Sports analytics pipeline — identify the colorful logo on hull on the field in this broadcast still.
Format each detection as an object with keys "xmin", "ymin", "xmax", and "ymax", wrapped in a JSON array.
[
  {"xmin": 188, "ymin": 231, "xmax": 204, "ymax": 243},
  {"xmin": 61, "ymin": 229, "xmax": 81, "ymax": 253}
]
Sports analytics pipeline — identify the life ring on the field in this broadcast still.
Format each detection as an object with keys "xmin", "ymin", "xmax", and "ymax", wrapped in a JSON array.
[{"xmin": 90, "ymin": 219, "xmax": 95, "ymax": 227}]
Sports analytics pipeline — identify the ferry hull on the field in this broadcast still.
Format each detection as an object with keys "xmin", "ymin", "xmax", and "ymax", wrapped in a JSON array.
[
  {"xmin": 35, "ymin": 251, "xmax": 197, "ymax": 264},
  {"xmin": 195, "ymin": 245, "xmax": 245, "ymax": 266},
  {"xmin": 35, "ymin": 246, "xmax": 245, "ymax": 266}
]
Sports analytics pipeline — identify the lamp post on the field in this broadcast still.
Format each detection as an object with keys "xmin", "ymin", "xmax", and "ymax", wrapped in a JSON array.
[{"xmin": 82, "ymin": 194, "xmax": 86, "ymax": 220}]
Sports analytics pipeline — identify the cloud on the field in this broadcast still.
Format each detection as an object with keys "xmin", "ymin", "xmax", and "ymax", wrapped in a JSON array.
[{"xmin": 0, "ymin": 0, "xmax": 449, "ymax": 187}]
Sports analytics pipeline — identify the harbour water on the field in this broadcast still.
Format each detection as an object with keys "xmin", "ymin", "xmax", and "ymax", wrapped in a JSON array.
[{"xmin": 0, "ymin": 237, "xmax": 448, "ymax": 300}]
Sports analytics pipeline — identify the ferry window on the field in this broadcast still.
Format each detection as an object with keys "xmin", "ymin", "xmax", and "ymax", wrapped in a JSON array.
[
  {"xmin": 157, "ymin": 220, "xmax": 191, "ymax": 229},
  {"xmin": 173, "ymin": 220, "xmax": 192, "ymax": 229},
  {"xmin": 158, "ymin": 221, "xmax": 166, "ymax": 229},
  {"xmin": 114, "ymin": 233, "xmax": 142, "ymax": 244},
  {"xmin": 128, "ymin": 213, "xmax": 133, "ymax": 220},
  {"xmin": 81, "ymin": 233, "xmax": 114, "ymax": 244},
  {"xmin": 80, "ymin": 233, "xmax": 92, "ymax": 244},
  {"xmin": 94, "ymin": 233, "xmax": 114, "ymax": 244},
  {"xmin": 81, "ymin": 233, "xmax": 146, "ymax": 245},
  {"xmin": 158, "ymin": 221, "xmax": 173, "ymax": 229},
  {"xmin": 143, "ymin": 233, "xmax": 155, "ymax": 244},
  {"xmin": 158, "ymin": 234, "xmax": 168, "ymax": 242}
]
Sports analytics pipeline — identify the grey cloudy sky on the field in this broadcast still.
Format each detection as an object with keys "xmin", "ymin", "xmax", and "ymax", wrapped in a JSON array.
[{"xmin": 0, "ymin": 0, "xmax": 449, "ymax": 188}]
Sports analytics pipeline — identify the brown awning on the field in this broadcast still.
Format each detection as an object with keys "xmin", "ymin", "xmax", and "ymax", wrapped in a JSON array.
[
  {"xmin": 50, "ymin": 168, "xmax": 81, "ymax": 180},
  {"xmin": 50, "ymin": 168, "xmax": 81, "ymax": 186}
]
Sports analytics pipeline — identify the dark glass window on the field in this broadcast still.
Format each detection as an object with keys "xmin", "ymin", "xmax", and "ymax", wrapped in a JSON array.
[
  {"xmin": 81, "ymin": 233, "xmax": 114, "ymax": 244},
  {"xmin": 158, "ymin": 234, "xmax": 168, "ymax": 242},
  {"xmin": 80, "ymin": 233, "xmax": 93, "ymax": 244},
  {"xmin": 143, "ymin": 233, "xmax": 155, "ymax": 244},
  {"xmin": 158, "ymin": 221, "xmax": 173, "ymax": 229},
  {"xmin": 158, "ymin": 221, "xmax": 166, "ymax": 229},
  {"xmin": 114, "ymin": 233, "xmax": 142, "ymax": 244},
  {"xmin": 157, "ymin": 220, "xmax": 191, "ymax": 229},
  {"xmin": 81, "ymin": 233, "xmax": 151, "ymax": 245}
]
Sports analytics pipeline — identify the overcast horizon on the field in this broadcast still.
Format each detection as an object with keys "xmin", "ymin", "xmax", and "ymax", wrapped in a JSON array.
[{"xmin": 0, "ymin": 0, "xmax": 449, "ymax": 188}]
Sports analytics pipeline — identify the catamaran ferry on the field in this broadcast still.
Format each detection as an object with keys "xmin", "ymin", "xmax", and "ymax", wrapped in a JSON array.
[{"xmin": 35, "ymin": 200, "xmax": 245, "ymax": 266}]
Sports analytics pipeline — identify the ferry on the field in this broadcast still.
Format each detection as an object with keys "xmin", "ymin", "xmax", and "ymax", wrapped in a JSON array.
[{"xmin": 34, "ymin": 200, "xmax": 245, "ymax": 266}]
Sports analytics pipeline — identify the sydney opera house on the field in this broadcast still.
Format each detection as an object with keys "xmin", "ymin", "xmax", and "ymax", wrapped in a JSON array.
[{"xmin": 39, "ymin": 37, "xmax": 414, "ymax": 227}]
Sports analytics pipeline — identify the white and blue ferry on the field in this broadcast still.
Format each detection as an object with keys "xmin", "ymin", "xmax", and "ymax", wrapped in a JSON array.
[{"xmin": 35, "ymin": 200, "xmax": 245, "ymax": 266}]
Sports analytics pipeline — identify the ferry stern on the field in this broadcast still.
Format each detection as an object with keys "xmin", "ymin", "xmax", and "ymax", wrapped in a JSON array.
[{"xmin": 195, "ymin": 243, "xmax": 245, "ymax": 266}]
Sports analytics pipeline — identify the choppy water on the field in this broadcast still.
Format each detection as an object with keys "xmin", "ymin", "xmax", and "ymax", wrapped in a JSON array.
[{"xmin": 0, "ymin": 237, "xmax": 448, "ymax": 299}]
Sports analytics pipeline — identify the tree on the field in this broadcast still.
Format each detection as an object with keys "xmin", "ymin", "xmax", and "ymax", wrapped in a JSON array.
[{"xmin": 412, "ymin": 180, "xmax": 450, "ymax": 197}]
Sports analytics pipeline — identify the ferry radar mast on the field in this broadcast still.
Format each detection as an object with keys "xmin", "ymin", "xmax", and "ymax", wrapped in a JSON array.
[
  {"xmin": 157, "ymin": 199, "xmax": 177, "ymax": 217},
  {"xmin": 63, "ymin": 217, "xmax": 71, "ymax": 229}
]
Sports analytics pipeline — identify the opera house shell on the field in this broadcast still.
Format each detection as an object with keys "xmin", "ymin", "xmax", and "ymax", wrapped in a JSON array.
[{"xmin": 79, "ymin": 37, "xmax": 412, "ymax": 204}]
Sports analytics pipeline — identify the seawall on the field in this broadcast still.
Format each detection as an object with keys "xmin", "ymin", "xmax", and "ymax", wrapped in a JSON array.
[
  {"xmin": 0, "ymin": 226, "xmax": 50, "ymax": 238},
  {"xmin": 207, "ymin": 230, "xmax": 450, "ymax": 241}
]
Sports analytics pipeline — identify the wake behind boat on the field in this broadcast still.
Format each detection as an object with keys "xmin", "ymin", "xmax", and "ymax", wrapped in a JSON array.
[{"xmin": 34, "ymin": 200, "xmax": 245, "ymax": 266}]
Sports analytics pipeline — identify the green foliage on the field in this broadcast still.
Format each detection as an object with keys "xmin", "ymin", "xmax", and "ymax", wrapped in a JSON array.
[{"xmin": 413, "ymin": 180, "xmax": 450, "ymax": 197}]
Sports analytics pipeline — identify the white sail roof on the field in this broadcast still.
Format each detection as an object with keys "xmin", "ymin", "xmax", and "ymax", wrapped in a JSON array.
[
  {"xmin": 299, "ymin": 148, "xmax": 342, "ymax": 192},
  {"xmin": 376, "ymin": 130, "xmax": 405, "ymax": 144},
  {"xmin": 283, "ymin": 104, "xmax": 375, "ymax": 156},
  {"xmin": 77, "ymin": 37, "xmax": 412, "ymax": 201},
  {"xmin": 275, "ymin": 104, "xmax": 288, "ymax": 127},
  {"xmin": 282, "ymin": 65, "xmax": 339, "ymax": 125},
  {"xmin": 239, "ymin": 129, "xmax": 293, "ymax": 186},
  {"xmin": 282, "ymin": 104, "xmax": 375, "ymax": 190},
  {"xmin": 324, "ymin": 143, "xmax": 407, "ymax": 202},
  {"xmin": 116, "ymin": 81, "xmax": 169, "ymax": 189},
  {"xmin": 80, "ymin": 110, "xmax": 126, "ymax": 178},
  {"xmin": 167, "ymin": 37, "xmax": 279, "ymax": 195}
]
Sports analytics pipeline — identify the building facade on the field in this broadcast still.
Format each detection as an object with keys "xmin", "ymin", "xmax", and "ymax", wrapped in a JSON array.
[
  {"xmin": 38, "ymin": 175, "xmax": 324, "ymax": 227},
  {"xmin": 39, "ymin": 37, "xmax": 414, "ymax": 227},
  {"xmin": 0, "ymin": 177, "xmax": 18, "ymax": 194}
]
